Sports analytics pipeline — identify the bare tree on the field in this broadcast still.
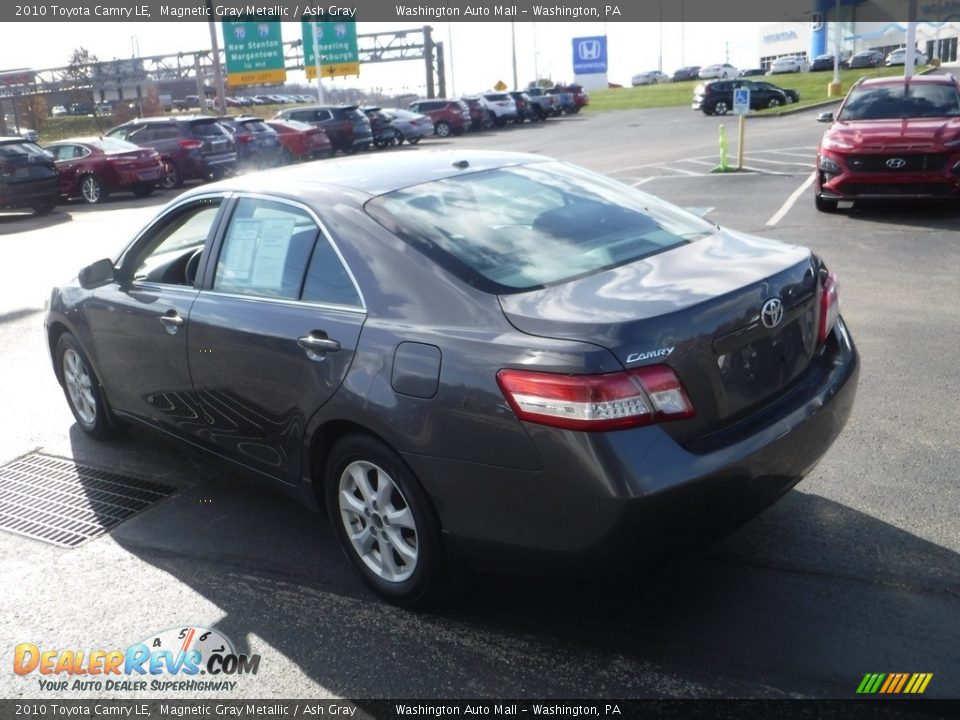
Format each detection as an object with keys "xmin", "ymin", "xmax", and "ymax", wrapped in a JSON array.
[{"xmin": 61, "ymin": 47, "xmax": 98, "ymax": 111}]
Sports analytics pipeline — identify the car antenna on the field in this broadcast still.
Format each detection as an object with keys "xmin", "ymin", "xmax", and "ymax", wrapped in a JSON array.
[{"xmin": 452, "ymin": 159, "xmax": 469, "ymax": 169}]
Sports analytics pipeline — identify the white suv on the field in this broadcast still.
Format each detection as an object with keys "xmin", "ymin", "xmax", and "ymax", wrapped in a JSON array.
[{"xmin": 481, "ymin": 92, "xmax": 518, "ymax": 127}]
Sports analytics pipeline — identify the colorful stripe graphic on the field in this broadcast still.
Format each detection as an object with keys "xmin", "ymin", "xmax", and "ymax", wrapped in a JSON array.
[{"xmin": 857, "ymin": 673, "xmax": 933, "ymax": 694}]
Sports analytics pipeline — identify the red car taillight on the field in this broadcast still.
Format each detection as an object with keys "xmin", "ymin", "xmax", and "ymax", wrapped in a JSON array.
[
  {"xmin": 496, "ymin": 365, "xmax": 694, "ymax": 432},
  {"xmin": 818, "ymin": 271, "xmax": 841, "ymax": 344},
  {"xmin": 235, "ymin": 134, "xmax": 253, "ymax": 143},
  {"xmin": 178, "ymin": 139, "xmax": 203, "ymax": 150}
]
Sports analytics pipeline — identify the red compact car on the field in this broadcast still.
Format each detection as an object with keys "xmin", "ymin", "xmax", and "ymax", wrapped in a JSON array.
[
  {"xmin": 407, "ymin": 99, "xmax": 470, "ymax": 138},
  {"xmin": 266, "ymin": 119, "xmax": 333, "ymax": 162},
  {"xmin": 814, "ymin": 74, "xmax": 960, "ymax": 211},
  {"xmin": 43, "ymin": 137, "xmax": 165, "ymax": 204}
]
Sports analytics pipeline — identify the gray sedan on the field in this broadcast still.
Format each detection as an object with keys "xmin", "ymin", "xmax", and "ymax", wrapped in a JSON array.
[
  {"xmin": 46, "ymin": 151, "xmax": 858, "ymax": 606},
  {"xmin": 381, "ymin": 108, "xmax": 433, "ymax": 144}
]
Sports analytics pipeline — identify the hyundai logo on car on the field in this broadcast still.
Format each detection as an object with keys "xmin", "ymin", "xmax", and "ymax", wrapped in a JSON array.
[{"xmin": 885, "ymin": 157, "xmax": 907, "ymax": 169}]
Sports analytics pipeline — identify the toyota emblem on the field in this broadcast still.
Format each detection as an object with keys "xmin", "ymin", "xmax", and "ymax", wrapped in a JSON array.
[
  {"xmin": 760, "ymin": 298, "xmax": 784, "ymax": 329},
  {"xmin": 885, "ymin": 157, "xmax": 907, "ymax": 169}
]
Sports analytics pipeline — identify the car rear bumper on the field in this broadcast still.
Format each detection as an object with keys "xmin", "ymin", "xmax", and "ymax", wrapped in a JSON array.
[{"xmin": 404, "ymin": 318, "xmax": 859, "ymax": 574}]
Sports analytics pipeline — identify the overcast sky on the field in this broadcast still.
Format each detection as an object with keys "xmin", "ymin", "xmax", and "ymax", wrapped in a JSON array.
[{"xmin": 1, "ymin": 22, "xmax": 763, "ymax": 93}]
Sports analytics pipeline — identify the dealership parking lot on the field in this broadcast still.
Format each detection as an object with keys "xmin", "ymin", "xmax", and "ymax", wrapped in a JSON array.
[{"xmin": 2, "ymin": 106, "xmax": 959, "ymax": 699}]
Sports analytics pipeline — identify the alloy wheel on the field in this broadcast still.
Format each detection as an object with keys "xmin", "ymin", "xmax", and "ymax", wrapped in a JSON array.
[
  {"xmin": 62, "ymin": 348, "xmax": 97, "ymax": 425},
  {"xmin": 80, "ymin": 175, "xmax": 103, "ymax": 204},
  {"xmin": 338, "ymin": 460, "xmax": 419, "ymax": 583}
]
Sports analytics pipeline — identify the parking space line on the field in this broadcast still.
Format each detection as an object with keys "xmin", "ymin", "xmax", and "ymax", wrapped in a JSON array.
[
  {"xmin": 766, "ymin": 172, "xmax": 816, "ymax": 226},
  {"xmin": 631, "ymin": 178, "xmax": 654, "ymax": 186},
  {"xmin": 743, "ymin": 157, "xmax": 815, "ymax": 168},
  {"xmin": 767, "ymin": 150, "xmax": 818, "ymax": 159}
]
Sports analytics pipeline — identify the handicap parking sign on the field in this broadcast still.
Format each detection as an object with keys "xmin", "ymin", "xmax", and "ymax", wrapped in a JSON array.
[{"xmin": 733, "ymin": 88, "xmax": 750, "ymax": 115}]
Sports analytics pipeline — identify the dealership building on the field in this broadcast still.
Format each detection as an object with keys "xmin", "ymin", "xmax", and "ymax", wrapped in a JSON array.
[{"xmin": 759, "ymin": 2, "xmax": 960, "ymax": 68}]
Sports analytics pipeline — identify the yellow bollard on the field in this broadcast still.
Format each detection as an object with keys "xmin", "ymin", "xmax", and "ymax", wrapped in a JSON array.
[
  {"xmin": 719, "ymin": 124, "xmax": 728, "ymax": 172},
  {"xmin": 827, "ymin": 81, "xmax": 843, "ymax": 97}
]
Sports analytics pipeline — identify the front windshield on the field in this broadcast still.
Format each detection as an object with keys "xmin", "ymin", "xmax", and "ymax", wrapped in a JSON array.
[
  {"xmin": 838, "ymin": 83, "xmax": 960, "ymax": 120},
  {"xmin": 365, "ymin": 161, "xmax": 715, "ymax": 293}
]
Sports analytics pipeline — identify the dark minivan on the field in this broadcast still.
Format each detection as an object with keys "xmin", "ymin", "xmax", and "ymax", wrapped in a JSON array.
[
  {"xmin": 274, "ymin": 105, "xmax": 373, "ymax": 154},
  {"xmin": 107, "ymin": 116, "xmax": 237, "ymax": 189}
]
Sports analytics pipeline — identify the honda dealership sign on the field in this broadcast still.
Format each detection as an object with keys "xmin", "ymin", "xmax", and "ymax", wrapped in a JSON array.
[{"xmin": 572, "ymin": 35, "xmax": 608, "ymax": 91}]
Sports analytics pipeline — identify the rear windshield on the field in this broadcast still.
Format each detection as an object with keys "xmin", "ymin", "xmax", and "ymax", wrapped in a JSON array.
[
  {"xmin": 91, "ymin": 138, "xmax": 141, "ymax": 152},
  {"xmin": 838, "ymin": 82, "xmax": 960, "ymax": 120},
  {"xmin": 484, "ymin": 94, "xmax": 510, "ymax": 101},
  {"xmin": 190, "ymin": 121, "xmax": 227, "ymax": 137},
  {"xmin": 240, "ymin": 119, "xmax": 273, "ymax": 133},
  {"xmin": 0, "ymin": 141, "xmax": 50, "ymax": 159},
  {"xmin": 365, "ymin": 162, "xmax": 714, "ymax": 293}
]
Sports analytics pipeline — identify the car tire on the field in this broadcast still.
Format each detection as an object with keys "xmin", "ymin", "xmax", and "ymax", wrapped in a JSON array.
[
  {"xmin": 32, "ymin": 198, "xmax": 56, "ymax": 215},
  {"xmin": 767, "ymin": 97, "xmax": 782, "ymax": 109},
  {"xmin": 325, "ymin": 434, "xmax": 445, "ymax": 607},
  {"xmin": 481, "ymin": 113, "xmax": 495, "ymax": 130},
  {"xmin": 132, "ymin": 183, "xmax": 154, "ymax": 198},
  {"xmin": 407, "ymin": 137, "xmax": 420, "ymax": 145},
  {"xmin": 435, "ymin": 121, "xmax": 453, "ymax": 138},
  {"xmin": 55, "ymin": 332, "xmax": 121, "ymax": 439},
  {"xmin": 815, "ymin": 194, "xmax": 839, "ymax": 213},
  {"xmin": 159, "ymin": 160, "xmax": 182, "ymax": 190},
  {"xmin": 713, "ymin": 101, "xmax": 730, "ymax": 115},
  {"xmin": 80, "ymin": 175, "xmax": 107, "ymax": 204},
  {"xmin": 393, "ymin": 129, "xmax": 405, "ymax": 146}
]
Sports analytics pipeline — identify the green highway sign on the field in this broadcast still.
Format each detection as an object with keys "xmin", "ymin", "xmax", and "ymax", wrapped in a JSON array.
[
  {"xmin": 222, "ymin": 21, "xmax": 287, "ymax": 87},
  {"xmin": 302, "ymin": 20, "xmax": 360, "ymax": 79}
]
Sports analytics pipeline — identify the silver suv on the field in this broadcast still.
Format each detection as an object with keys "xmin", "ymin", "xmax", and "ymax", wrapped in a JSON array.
[{"xmin": 480, "ymin": 93, "xmax": 518, "ymax": 127}]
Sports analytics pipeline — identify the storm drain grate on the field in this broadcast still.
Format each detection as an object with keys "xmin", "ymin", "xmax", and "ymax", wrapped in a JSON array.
[{"xmin": 0, "ymin": 453, "xmax": 176, "ymax": 548}]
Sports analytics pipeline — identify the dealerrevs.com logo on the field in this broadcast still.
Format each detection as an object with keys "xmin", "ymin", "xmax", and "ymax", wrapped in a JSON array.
[{"xmin": 14, "ymin": 625, "xmax": 260, "ymax": 692}]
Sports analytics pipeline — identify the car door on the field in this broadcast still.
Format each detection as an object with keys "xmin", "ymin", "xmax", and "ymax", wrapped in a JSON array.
[
  {"xmin": 186, "ymin": 194, "xmax": 366, "ymax": 484},
  {"xmin": 82, "ymin": 195, "xmax": 226, "ymax": 437}
]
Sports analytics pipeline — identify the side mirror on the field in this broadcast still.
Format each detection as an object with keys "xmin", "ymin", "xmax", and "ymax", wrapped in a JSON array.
[
  {"xmin": 817, "ymin": 111, "xmax": 834, "ymax": 123},
  {"xmin": 78, "ymin": 258, "xmax": 115, "ymax": 289}
]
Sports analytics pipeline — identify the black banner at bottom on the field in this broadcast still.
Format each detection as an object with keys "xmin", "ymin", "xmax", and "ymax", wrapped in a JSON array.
[{"xmin": 0, "ymin": 699, "xmax": 956, "ymax": 720}]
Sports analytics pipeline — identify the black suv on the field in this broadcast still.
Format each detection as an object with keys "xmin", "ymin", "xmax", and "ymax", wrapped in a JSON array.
[
  {"xmin": 106, "ymin": 116, "xmax": 236, "ymax": 189},
  {"xmin": 0, "ymin": 137, "xmax": 59, "ymax": 215},
  {"xmin": 216, "ymin": 115, "xmax": 283, "ymax": 170},
  {"xmin": 692, "ymin": 80, "xmax": 790, "ymax": 115},
  {"xmin": 361, "ymin": 107, "xmax": 398, "ymax": 148},
  {"xmin": 274, "ymin": 106, "xmax": 373, "ymax": 154}
]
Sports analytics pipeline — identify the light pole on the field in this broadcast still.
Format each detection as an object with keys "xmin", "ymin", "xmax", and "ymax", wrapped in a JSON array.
[
  {"xmin": 510, "ymin": 22, "xmax": 518, "ymax": 90},
  {"xmin": 828, "ymin": 0, "xmax": 842, "ymax": 97},
  {"xmin": 312, "ymin": 21, "xmax": 324, "ymax": 104}
]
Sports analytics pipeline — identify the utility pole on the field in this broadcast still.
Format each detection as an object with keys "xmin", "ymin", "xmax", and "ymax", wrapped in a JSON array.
[
  {"xmin": 511, "ymin": 22, "xmax": 518, "ymax": 90},
  {"xmin": 424, "ymin": 25, "xmax": 435, "ymax": 98},
  {"xmin": 312, "ymin": 21, "xmax": 324, "ymax": 104},
  {"xmin": 206, "ymin": 1, "xmax": 226, "ymax": 116}
]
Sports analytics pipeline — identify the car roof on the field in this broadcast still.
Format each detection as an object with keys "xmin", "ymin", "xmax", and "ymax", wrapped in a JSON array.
[
  {"xmin": 123, "ymin": 115, "xmax": 217, "ymax": 123},
  {"xmin": 180, "ymin": 149, "xmax": 545, "ymax": 199}
]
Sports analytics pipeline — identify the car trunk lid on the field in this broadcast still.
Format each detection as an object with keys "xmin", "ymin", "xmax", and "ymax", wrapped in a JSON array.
[{"xmin": 498, "ymin": 228, "xmax": 821, "ymax": 443}]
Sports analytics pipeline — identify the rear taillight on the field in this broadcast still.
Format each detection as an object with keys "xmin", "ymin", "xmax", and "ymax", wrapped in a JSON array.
[
  {"xmin": 496, "ymin": 365, "xmax": 694, "ymax": 432},
  {"xmin": 178, "ymin": 139, "xmax": 203, "ymax": 150},
  {"xmin": 235, "ymin": 134, "xmax": 253, "ymax": 143},
  {"xmin": 818, "ymin": 271, "xmax": 841, "ymax": 344}
]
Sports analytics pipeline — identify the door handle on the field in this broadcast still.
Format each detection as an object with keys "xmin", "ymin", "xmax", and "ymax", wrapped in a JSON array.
[
  {"xmin": 298, "ymin": 334, "xmax": 341, "ymax": 353},
  {"xmin": 159, "ymin": 312, "xmax": 184, "ymax": 334}
]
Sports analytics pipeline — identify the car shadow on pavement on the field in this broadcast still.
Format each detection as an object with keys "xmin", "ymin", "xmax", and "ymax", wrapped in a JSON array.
[
  {"xmin": 63, "ymin": 424, "xmax": 960, "ymax": 698},
  {"xmin": 0, "ymin": 209, "xmax": 70, "ymax": 235},
  {"xmin": 836, "ymin": 200, "xmax": 960, "ymax": 230}
]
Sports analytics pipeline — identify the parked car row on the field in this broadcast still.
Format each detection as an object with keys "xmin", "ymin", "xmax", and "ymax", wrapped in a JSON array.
[{"xmin": 3, "ymin": 87, "xmax": 588, "ymax": 213}]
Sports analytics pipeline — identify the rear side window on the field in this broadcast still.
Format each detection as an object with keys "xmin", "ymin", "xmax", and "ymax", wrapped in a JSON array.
[
  {"xmin": 240, "ymin": 119, "xmax": 273, "ymax": 133},
  {"xmin": 301, "ymin": 237, "xmax": 362, "ymax": 308}
]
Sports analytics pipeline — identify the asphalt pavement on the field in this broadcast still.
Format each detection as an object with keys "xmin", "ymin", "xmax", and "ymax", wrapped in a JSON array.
[{"xmin": 1, "ymin": 105, "xmax": 958, "ymax": 700}]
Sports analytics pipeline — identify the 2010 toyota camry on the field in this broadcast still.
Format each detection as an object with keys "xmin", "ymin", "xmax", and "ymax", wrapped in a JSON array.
[{"xmin": 46, "ymin": 151, "xmax": 859, "ymax": 605}]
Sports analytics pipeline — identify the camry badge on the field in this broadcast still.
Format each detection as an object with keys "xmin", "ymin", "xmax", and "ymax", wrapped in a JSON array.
[
  {"xmin": 761, "ymin": 298, "xmax": 784, "ymax": 329},
  {"xmin": 885, "ymin": 157, "xmax": 907, "ymax": 169}
]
